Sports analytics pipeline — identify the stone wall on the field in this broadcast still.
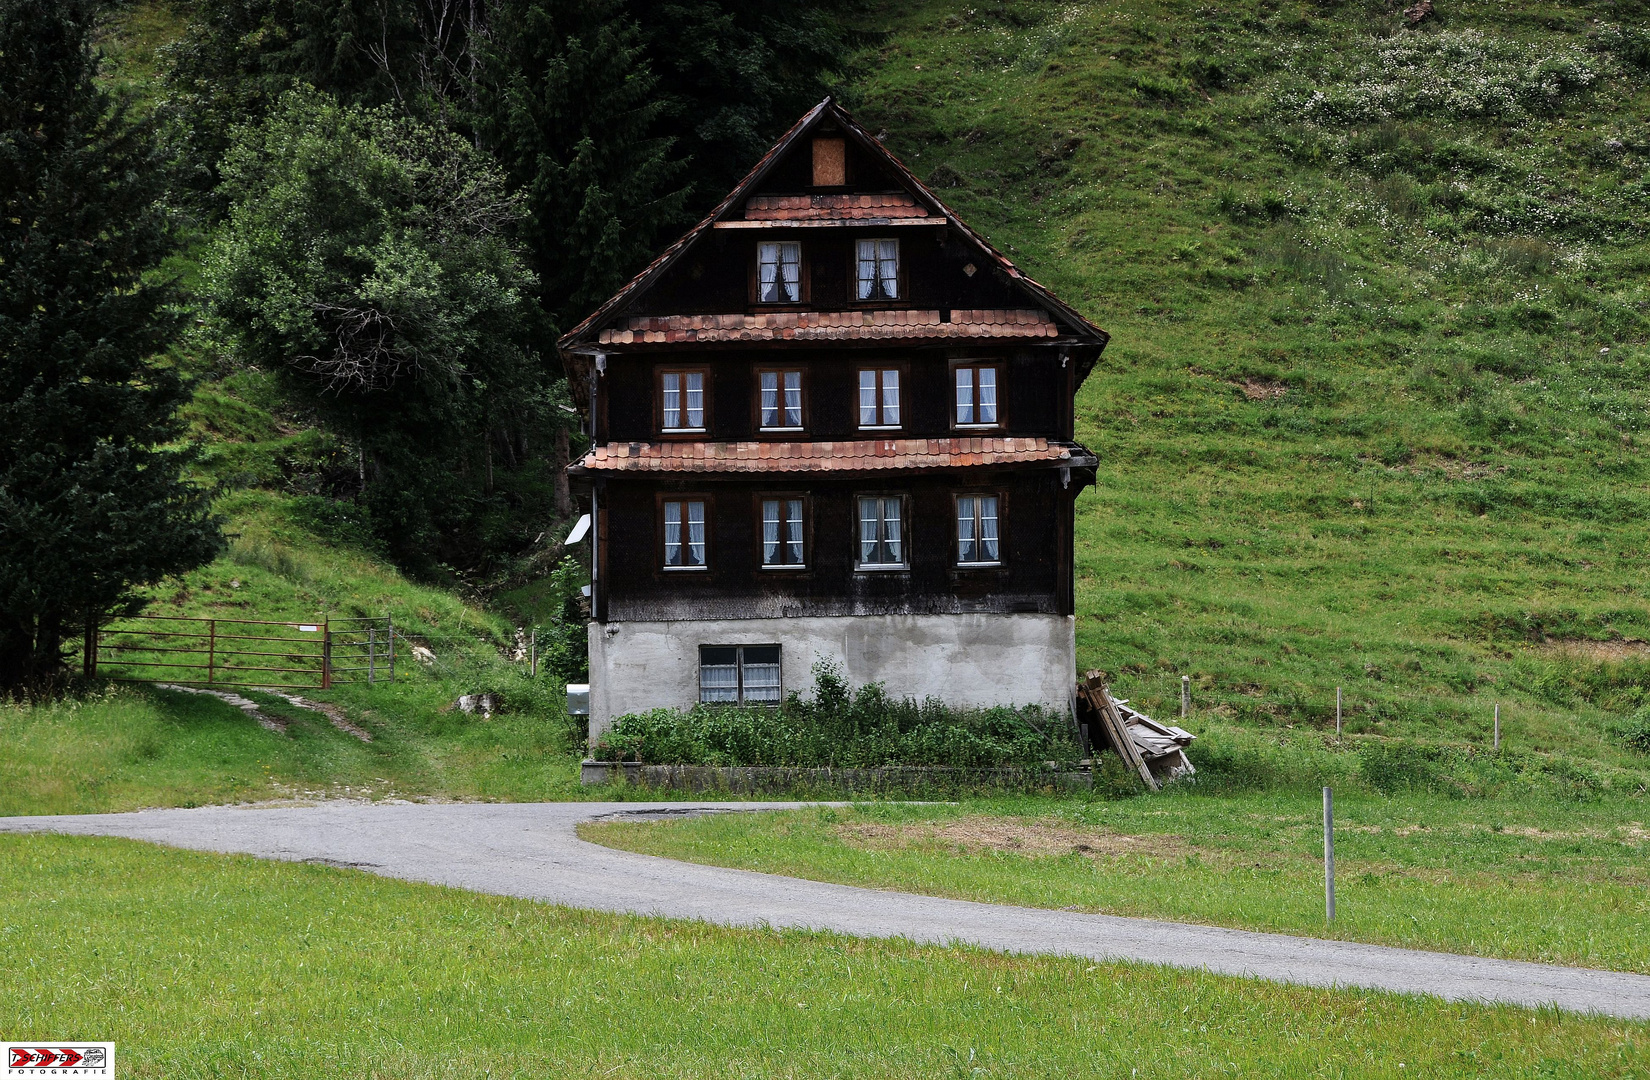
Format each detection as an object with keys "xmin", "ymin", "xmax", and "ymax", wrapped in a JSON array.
[{"xmin": 586, "ymin": 612, "xmax": 1075, "ymax": 741}]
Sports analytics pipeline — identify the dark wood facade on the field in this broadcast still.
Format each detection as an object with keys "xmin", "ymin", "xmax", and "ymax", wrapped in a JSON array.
[{"xmin": 561, "ymin": 99, "xmax": 1107, "ymax": 648}]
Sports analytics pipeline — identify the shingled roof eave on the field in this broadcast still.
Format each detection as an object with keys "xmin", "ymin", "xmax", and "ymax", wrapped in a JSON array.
[{"xmin": 556, "ymin": 99, "xmax": 1110, "ymax": 356}]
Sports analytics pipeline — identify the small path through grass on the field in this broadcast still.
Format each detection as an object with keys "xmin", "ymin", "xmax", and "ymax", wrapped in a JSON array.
[{"xmin": 2, "ymin": 801, "xmax": 1648, "ymax": 1019}]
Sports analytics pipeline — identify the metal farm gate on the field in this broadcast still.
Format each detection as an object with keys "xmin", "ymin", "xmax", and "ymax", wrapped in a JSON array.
[{"xmin": 86, "ymin": 615, "xmax": 395, "ymax": 690}]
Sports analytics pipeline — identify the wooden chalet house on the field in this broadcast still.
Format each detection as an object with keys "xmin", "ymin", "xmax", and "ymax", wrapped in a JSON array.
[{"xmin": 561, "ymin": 100, "xmax": 1108, "ymax": 739}]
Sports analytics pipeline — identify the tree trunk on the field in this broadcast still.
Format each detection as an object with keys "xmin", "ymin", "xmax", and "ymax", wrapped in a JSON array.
[{"xmin": 553, "ymin": 424, "xmax": 572, "ymax": 518}]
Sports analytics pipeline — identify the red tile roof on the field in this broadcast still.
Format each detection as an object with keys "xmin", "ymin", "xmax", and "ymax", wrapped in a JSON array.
[
  {"xmin": 596, "ymin": 308, "xmax": 1061, "ymax": 345},
  {"xmin": 556, "ymin": 100, "xmax": 1108, "ymax": 355},
  {"xmin": 744, "ymin": 193, "xmax": 927, "ymax": 220},
  {"xmin": 576, "ymin": 437, "xmax": 1089, "ymax": 474}
]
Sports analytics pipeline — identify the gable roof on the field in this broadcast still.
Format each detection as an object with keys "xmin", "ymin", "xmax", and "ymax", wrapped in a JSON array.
[{"xmin": 557, "ymin": 99, "xmax": 1108, "ymax": 354}]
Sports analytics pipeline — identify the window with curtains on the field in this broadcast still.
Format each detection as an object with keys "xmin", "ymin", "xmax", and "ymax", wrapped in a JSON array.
[
  {"xmin": 758, "ymin": 369, "xmax": 804, "ymax": 430},
  {"xmin": 857, "ymin": 368, "xmax": 901, "ymax": 428},
  {"xmin": 954, "ymin": 364, "xmax": 1002, "ymax": 427},
  {"xmin": 956, "ymin": 494, "xmax": 1001, "ymax": 566},
  {"xmin": 855, "ymin": 239, "xmax": 899, "ymax": 301},
  {"xmin": 659, "ymin": 370, "xmax": 707, "ymax": 432},
  {"xmin": 760, "ymin": 497, "xmax": 806, "ymax": 567},
  {"xmin": 699, "ymin": 645, "xmax": 782, "ymax": 705},
  {"xmin": 857, "ymin": 495, "xmax": 907, "ymax": 569},
  {"xmin": 661, "ymin": 498, "xmax": 708, "ymax": 569},
  {"xmin": 757, "ymin": 242, "xmax": 802, "ymax": 303}
]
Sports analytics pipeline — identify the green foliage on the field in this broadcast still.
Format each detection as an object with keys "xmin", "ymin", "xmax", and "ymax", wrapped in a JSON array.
[
  {"xmin": 1617, "ymin": 705, "xmax": 1650, "ymax": 755},
  {"xmin": 596, "ymin": 661, "xmax": 1075, "ymax": 768},
  {"xmin": 201, "ymin": 87, "xmax": 556, "ymax": 574},
  {"xmin": 0, "ymin": 0, "xmax": 221, "ymax": 693},
  {"xmin": 478, "ymin": 0, "xmax": 686, "ymax": 327}
]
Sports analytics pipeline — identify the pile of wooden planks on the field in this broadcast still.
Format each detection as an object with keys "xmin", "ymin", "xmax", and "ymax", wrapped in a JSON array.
[{"xmin": 1076, "ymin": 671, "xmax": 1197, "ymax": 791}]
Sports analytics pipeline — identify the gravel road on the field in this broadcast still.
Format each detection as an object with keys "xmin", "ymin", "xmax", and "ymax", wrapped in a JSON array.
[{"xmin": 3, "ymin": 800, "xmax": 1647, "ymax": 1019}]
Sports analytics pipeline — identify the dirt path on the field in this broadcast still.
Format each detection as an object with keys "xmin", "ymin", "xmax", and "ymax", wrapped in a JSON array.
[{"xmin": 2, "ymin": 801, "xmax": 1647, "ymax": 1019}]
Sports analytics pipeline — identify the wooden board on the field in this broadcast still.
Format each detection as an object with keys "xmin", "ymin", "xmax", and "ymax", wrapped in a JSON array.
[{"xmin": 1079, "ymin": 671, "xmax": 1159, "ymax": 791}]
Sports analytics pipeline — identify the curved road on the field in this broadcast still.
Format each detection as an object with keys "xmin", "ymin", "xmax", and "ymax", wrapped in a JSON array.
[{"xmin": 2, "ymin": 800, "xmax": 1647, "ymax": 1019}]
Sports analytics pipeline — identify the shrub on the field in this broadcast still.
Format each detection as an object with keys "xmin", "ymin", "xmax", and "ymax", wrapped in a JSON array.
[
  {"xmin": 593, "ymin": 661, "xmax": 1076, "ymax": 769},
  {"xmin": 1617, "ymin": 706, "xmax": 1650, "ymax": 755}
]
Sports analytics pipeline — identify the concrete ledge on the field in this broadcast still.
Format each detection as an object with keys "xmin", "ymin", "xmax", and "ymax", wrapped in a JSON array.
[{"xmin": 581, "ymin": 760, "xmax": 1094, "ymax": 794}]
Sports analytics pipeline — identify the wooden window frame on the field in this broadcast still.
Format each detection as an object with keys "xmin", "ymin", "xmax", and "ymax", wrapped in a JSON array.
[
  {"xmin": 753, "ymin": 366, "xmax": 808, "ymax": 433},
  {"xmin": 951, "ymin": 361, "xmax": 1006, "ymax": 431},
  {"xmin": 855, "ymin": 364, "xmax": 907, "ymax": 431},
  {"xmin": 849, "ymin": 237, "xmax": 905, "ymax": 306},
  {"xmin": 754, "ymin": 492, "xmax": 811, "ymax": 571},
  {"xmin": 699, "ymin": 644, "xmax": 784, "ymax": 706},
  {"xmin": 854, "ymin": 492, "xmax": 910, "ymax": 571},
  {"xmin": 954, "ymin": 491, "xmax": 1005, "ymax": 568},
  {"xmin": 656, "ymin": 492, "xmax": 713, "ymax": 572},
  {"xmin": 656, "ymin": 367, "xmax": 711, "ymax": 438},
  {"xmin": 749, "ymin": 241, "xmax": 809, "ymax": 307}
]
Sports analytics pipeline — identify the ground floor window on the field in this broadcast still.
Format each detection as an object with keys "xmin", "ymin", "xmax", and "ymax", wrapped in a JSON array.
[
  {"xmin": 857, "ymin": 495, "xmax": 906, "ymax": 568},
  {"xmin": 699, "ymin": 645, "xmax": 783, "ymax": 705},
  {"xmin": 956, "ymin": 494, "xmax": 1001, "ymax": 565}
]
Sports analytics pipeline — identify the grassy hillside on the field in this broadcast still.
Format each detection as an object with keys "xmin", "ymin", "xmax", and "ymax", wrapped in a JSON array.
[
  {"xmin": 61, "ymin": 0, "xmax": 1650, "ymax": 799},
  {"xmin": 848, "ymin": 0, "xmax": 1650, "ymax": 769}
]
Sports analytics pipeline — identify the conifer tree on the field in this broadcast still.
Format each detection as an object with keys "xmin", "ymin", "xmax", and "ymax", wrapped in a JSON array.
[
  {"xmin": 0, "ymin": 0, "xmax": 222, "ymax": 694},
  {"xmin": 479, "ymin": 0, "xmax": 686, "ymax": 330}
]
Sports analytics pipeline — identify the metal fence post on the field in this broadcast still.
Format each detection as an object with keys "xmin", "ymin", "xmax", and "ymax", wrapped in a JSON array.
[
  {"xmin": 207, "ymin": 619, "xmax": 217, "ymax": 685},
  {"xmin": 83, "ymin": 620, "xmax": 97, "ymax": 679},
  {"xmin": 322, "ymin": 620, "xmax": 332, "ymax": 690},
  {"xmin": 530, "ymin": 629, "xmax": 537, "ymax": 679},
  {"xmin": 1323, "ymin": 787, "xmax": 1336, "ymax": 923},
  {"xmin": 1336, "ymin": 686, "xmax": 1342, "ymax": 738},
  {"xmin": 387, "ymin": 615, "xmax": 395, "ymax": 684},
  {"xmin": 1493, "ymin": 703, "xmax": 1500, "ymax": 750},
  {"xmin": 368, "ymin": 625, "xmax": 376, "ymax": 685}
]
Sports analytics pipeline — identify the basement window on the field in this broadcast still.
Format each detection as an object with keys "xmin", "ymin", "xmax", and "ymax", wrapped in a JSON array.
[{"xmin": 700, "ymin": 645, "xmax": 783, "ymax": 705}]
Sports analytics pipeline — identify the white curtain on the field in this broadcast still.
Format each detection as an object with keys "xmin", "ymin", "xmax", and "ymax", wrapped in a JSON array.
[
  {"xmin": 664, "ymin": 500, "xmax": 682, "ymax": 564},
  {"xmin": 858, "ymin": 370, "xmax": 877, "ymax": 426},
  {"xmin": 762, "ymin": 499, "xmax": 780, "ymax": 564},
  {"xmin": 881, "ymin": 369, "xmax": 900, "ymax": 425},
  {"xmin": 687, "ymin": 500, "xmax": 706, "ymax": 566},
  {"xmin": 978, "ymin": 367, "xmax": 997, "ymax": 424}
]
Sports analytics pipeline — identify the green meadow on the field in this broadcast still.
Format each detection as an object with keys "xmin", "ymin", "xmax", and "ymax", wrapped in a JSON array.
[{"xmin": 0, "ymin": 832, "xmax": 1643, "ymax": 1079}]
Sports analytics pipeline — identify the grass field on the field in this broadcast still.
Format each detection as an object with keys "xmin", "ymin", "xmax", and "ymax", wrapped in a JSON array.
[
  {"xmin": 1, "ymin": 832, "xmax": 1643, "ymax": 1079},
  {"xmin": 583, "ymin": 793, "xmax": 1650, "ymax": 972},
  {"xmin": 844, "ymin": 0, "xmax": 1650, "ymax": 764}
]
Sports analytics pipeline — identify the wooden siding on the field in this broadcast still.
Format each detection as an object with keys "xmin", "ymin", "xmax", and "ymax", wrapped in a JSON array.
[
  {"xmin": 597, "ymin": 346, "xmax": 1072, "ymax": 445},
  {"xmin": 595, "ymin": 472, "xmax": 1075, "ymax": 622}
]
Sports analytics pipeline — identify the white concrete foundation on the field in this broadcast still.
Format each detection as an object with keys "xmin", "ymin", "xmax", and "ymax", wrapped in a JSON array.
[{"xmin": 586, "ymin": 613, "xmax": 1075, "ymax": 741}]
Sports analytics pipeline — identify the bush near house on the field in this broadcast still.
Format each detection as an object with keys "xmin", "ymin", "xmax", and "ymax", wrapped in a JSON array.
[{"xmin": 593, "ymin": 663, "xmax": 1078, "ymax": 769}]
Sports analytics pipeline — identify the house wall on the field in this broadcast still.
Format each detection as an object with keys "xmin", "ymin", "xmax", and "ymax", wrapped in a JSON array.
[
  {"xmin": 596, "ymin": 471, "xmax": 1074, "ymax": 621},
  {"xmin": 586, "ymin": 611, "xmax": 1076, "ymax": 741},
  {"xmin": 598, "ymin": 344, "xmax": 1074, "ymax": 445}
]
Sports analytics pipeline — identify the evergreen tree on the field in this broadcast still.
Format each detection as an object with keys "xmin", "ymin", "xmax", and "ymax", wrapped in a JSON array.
[
  {"xmin": 0, "ymin": 0, "xmax": 222, "ymax": 694},
  {"xmin": 628, "ymin": 0, "xmax": 860, "ymax": 211},
  {"xmin": 479, "ymin": 0, "xmax": 686, "ymax": 329}
]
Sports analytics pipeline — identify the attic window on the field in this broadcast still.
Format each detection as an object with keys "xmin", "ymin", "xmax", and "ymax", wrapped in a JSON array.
[
  {"xmin": 856, "ymin": 239, "xmax": 899, "ymax": 301},
  {"xmin": 757, "ymin": 242, "xmax": 801, "ymax": 303},
  {"xmin": 812, "ymin": 138, "xmax": 846, "ymax": 186}
]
